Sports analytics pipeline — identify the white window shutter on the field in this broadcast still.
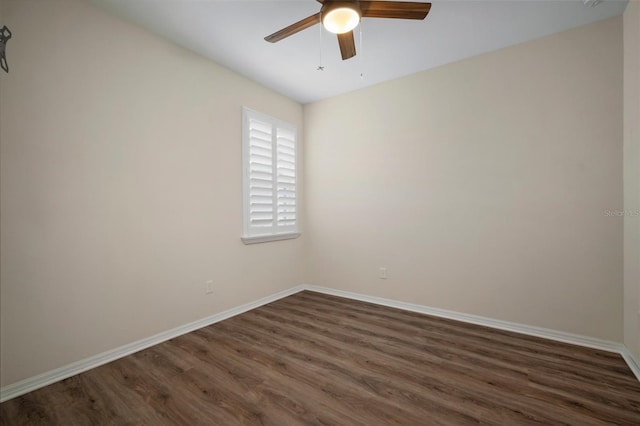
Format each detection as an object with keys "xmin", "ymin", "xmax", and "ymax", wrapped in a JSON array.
[
  {"xmin": 276, "ymin": 127, "xmax": 296, "ymax": 228},
  {"xmin": 248, "ymin": 118, "xmax": 274, "ymax": 229},
  {"xmin": 242, "ymin": 108, "xmax": 298, "ymax": 241}
]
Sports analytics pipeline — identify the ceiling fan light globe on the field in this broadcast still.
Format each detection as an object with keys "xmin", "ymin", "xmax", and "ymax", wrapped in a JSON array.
[{"xmin": 323, "ymin": 7, "xmax": 360, "ymax": 34}]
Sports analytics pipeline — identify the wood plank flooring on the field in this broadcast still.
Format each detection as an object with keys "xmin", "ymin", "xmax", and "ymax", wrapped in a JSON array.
[{"xmin": 1, "ymin": 290, "xmax": 639, "ymax": 425}]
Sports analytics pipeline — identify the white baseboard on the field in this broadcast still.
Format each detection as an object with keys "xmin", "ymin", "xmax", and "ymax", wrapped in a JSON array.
[
  {"xmin": 303, "ymin": 285, "xmax": 640, "ymax": 381},
  {"xmin": 0, "ymin": 285, "xmax": 305, "ymax": 403},
  {"xmin": 620, "ymin": 345, "xmax": 640, "ymax": 381},
  {"xmin": 2, "ymin": 283, "xmax": 638, "ymax": 403}
]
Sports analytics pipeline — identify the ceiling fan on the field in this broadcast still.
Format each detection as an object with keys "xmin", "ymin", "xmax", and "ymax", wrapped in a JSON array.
[{"xmin": 264, "ymin": 0, "xmax": 432, "ymax": 61}]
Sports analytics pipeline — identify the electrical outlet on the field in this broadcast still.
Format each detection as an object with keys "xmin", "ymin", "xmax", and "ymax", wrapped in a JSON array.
[
  {"xmin": 205, "ymin": 280, "xmax": 214, "ymax": 294},
  {"xmin": 379, "ymin": 267, "xmax": 387, "ymax": 279}
]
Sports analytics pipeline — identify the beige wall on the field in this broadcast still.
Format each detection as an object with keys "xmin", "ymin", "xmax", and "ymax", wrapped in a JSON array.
[
  {"xmin": 0, "ymin": 0, "xmax": 304, "ymax": 387},
  {"xmin": 304, "ymin": 17, "xmax": 623, "ymax": 341},
  {"xmin": 624, "ymin": 0, "xmax": 640, "ymax": 360}
]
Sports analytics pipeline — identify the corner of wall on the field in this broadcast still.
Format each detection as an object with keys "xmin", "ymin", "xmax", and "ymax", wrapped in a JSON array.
[{"xmin": 623, "ymin": 0, "xmax": 640, "ymax": 361}]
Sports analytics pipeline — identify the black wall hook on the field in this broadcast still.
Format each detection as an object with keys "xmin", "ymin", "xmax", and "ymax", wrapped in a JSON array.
[{"xmin": 1, "ymin": 26, "xmax": 12, "ymax": 73}]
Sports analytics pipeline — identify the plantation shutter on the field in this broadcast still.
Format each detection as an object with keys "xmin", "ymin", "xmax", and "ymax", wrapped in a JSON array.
[
  {"xmin": 276, "ymin": 128, "xmax": 296, "ymax": 227},
  {"xmin": 248, "ymin": 118, "xmax": 274, "ymax": 229},
  {"xmin": 243, "ymin": 108, "xmax": 298, "ymax": 240}
]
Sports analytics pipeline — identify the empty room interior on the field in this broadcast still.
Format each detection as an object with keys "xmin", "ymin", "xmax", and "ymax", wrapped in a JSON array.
[{"xmin": 1, "ymin": 0, "xmax": 639, "ymax": 424}]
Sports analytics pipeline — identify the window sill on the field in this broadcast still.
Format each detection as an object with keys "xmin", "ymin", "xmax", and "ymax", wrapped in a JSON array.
[{"xmin": 241, "ymin": 232, "xmax": 301, "ymax": 245}]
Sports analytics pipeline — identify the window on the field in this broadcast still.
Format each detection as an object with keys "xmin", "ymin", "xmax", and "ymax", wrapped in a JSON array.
[{"xmin": 242, "ymin": 107, "xmax": 299, "ymax": 244}]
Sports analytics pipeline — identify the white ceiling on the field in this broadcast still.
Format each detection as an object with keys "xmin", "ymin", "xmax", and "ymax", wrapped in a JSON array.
[{"xmin": 90, "ymin": 0, "xmax": 628, "ymax": 104}]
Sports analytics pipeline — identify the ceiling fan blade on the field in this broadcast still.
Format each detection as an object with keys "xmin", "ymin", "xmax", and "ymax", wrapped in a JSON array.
[
  {"xmin": 359, "ymin": 1, "xmax": 431, "ymax": 19},
  {"xmin": 337, "ymin": 31, "xmax": 356, "ymax": 60},
  {"xmin": 265, "ymin": 12, "xmax": 321, "ymax": 43}
]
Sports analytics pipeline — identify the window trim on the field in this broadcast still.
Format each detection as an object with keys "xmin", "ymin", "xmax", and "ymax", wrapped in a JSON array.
[
  {"xmin": 241, "ymin": 232, "xmax": 301, "ymax": 245},
  {"xmin": 241, "ymin": 107, "xmax": 299, "ymax": 244}
]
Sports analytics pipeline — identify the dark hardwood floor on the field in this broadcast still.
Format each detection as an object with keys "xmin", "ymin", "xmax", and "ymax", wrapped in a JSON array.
[{"xmin": 2, "ymin": 290, "xmax": 639, "ymax": 425}]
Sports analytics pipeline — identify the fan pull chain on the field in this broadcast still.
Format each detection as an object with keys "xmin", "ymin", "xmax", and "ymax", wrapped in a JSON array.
[
  {"xmin": 317, "ymin": 13, "xmax": 324, "ymax": 71},
  {"xmin": 359, "ymin": 19, "xmax": 364, "ymax": 80}
]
